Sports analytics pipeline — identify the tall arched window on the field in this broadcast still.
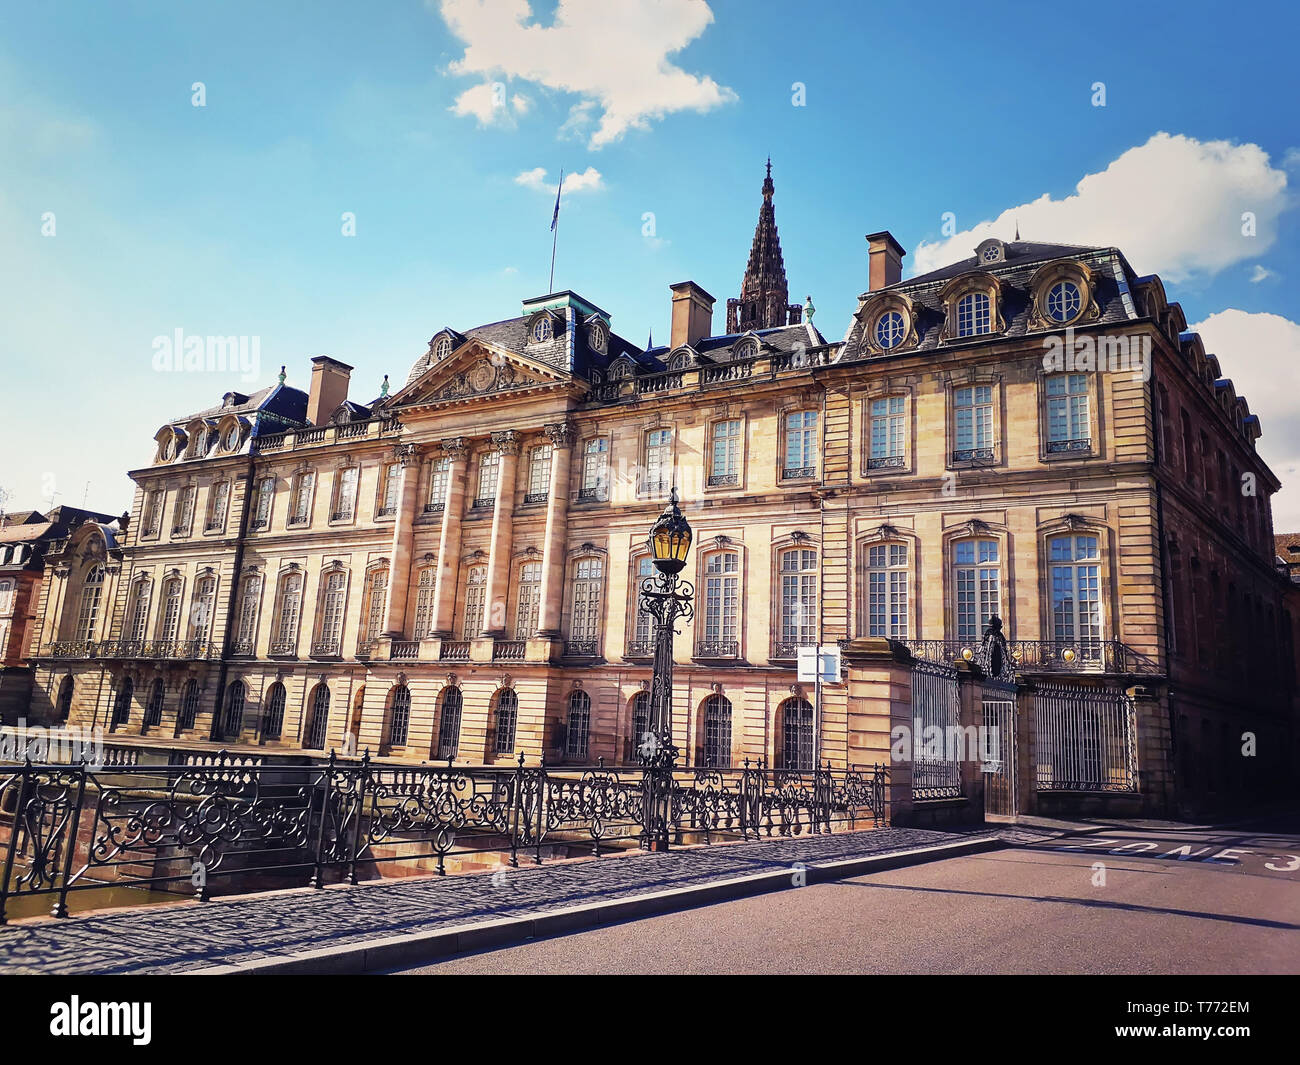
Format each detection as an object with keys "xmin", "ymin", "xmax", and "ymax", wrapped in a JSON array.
[
  {"xmin": 778, "ymin": 547, "xmax": 817, "ymax": 652},
  {"xmin": 222, "ymin": 680, "xmax": 246, "ymax": 739},
  {"xmin": 515, "ymin": 562, "xmax": 542, "ymax": 638},
  {"xmin": 1048, "ymin": 534, "xmax": 1102, "ymax": 656},
  {"xmin": 435, "ymin": 687, "xmax": 463, "ymax": 760},
  {"xmin": 953, "ymin": 539, "xmax": 1000, "ymax": 642},
  {"xmin": 413, "ymin": 567, "xmax": 436, "ymax": 637},
  {"xmin": 387, "ymin": 684, "xmax": 411, "ymax": 747},
  {"xmin": 360, "ymin": 566, "xmax": 389, "ymax": 650},
  {"xmin": 143, "ymin": 678, "xmax": 165, "ymax": 729},
  {"xmin": 158, "ymin": 576, "xmax": 184, "ymax": 645},
  {"xmin": 493, "ymin": 689, "xmax": 518, "ymax": 754},
  {"xmin": 304, "ymin": 683, "xmax": 330, "ymax": 749},
  {"xmin": 629, "ymin": 691, "xmax": 650, "ymax": 761},
  {"xmin": 780, "ymin": 698, "xmax": 814, "ymax": 771},
  {"xmin": 701, "ymin": 694, "xmax": 732, "ymax": 768},
  {"xmin": 314, "ymin": 570, "xmax": 348, "ymax": 655},
  {"xmin": 233, "ymin": 575, "xmax": 261, "ymax": 654},
  {"xmin": 702, "ymin": 551, "xmax": 740, "ymax": 656},
  {"xmin": 189, "ymin": 575, "xmax": 217, "ymax": 644},
  {"xmin": 178, "ymin": 679, "xmax": 200, "ymax": 731},
  {"xmin": 462, "ymin": 565, "xmax": 487, "ymax": 638},
  {"xmin": 126, "ymin": 578, "xmax": 152, "ymax": 646},
  {"xmin": 263, "ymin": 682, "xmax": 286, "ymax": 739},
  {"xmin": 55, "ymin": 676, "xmax": 74, "ymax": 721},
  {"xmin": 75, "ymin": 564, "xmax": 105, "ymax": 642},
  {"xmin": 272, "ymin": 572, "xmax": 303, "ymax": 654},
  {"xmin": 111, "ymin": 676, "xmax": 133, "ymax": 728},
  {"xmin": 566, "ymin": 690, "xmax": 591, "ymax": 759},
  {"xmin": 865, "ymin": 542, "xmax": 909, "ymax": 638}
]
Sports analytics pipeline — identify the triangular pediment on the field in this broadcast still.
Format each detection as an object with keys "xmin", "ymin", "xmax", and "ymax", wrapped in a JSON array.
[{"xmin": 392, "ymin": 340, "xmax": 574, "ymax": 409}]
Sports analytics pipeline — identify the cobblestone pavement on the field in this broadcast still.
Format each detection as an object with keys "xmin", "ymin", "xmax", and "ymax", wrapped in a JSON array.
[{"xmin": 0, "ymin": 827, "xmax": 974, "ymax": 974}]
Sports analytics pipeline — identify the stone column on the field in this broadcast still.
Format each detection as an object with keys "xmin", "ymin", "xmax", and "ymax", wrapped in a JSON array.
[
  {"xmin": 536, "ymin": 422, "xmax": 575, "ymax": 637},
  {"xmin": 382, "ymin": 443, "xmax": 421, "ymax": 636},
  {"xmin": 431, "ymin": 438, "xmax": 469, "ymax": 637},
  {"xmin": 481, "ymin": 430, "xmax": 521, "ymax": 636}
]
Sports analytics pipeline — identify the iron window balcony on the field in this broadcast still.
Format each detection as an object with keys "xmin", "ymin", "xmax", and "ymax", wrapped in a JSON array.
[
  {"xmin": 310, "ymin": 639, "xmax": 342, "ymax": 657},
  {"xmin": 268, "ymin": 639, "xmax": 298, "ymax": 656},
  {"xmin": 375, "ymin": 505, "xmax": 396, "ymax": 518},
  {"xmin": 564, "ymin": 639, "xmax": 599, "ymax": 658},
  {"xmin": 523, "ymin": 491, "xmax": 548, "ymax": 504},
  {"xmin": 330, "ymin": 510, "xmax": 355, "ymax": 522},
  {"xmin": 577, "ymin": 487, "xmax": 608, "ymax": 502},
  {"xmin": 951, "ymin": 447, "xmax": 994, "ymax": 463},
  {"xmin": 625, "ymin": 639, "xmax": 654, "ymax": 658},
  {"xmin": 707, "ymin": 472, "xmax": 739, "ymax": 487},
  {"xmin": 1046, "ymin": 437, "xmax": 1092, "ymax": 454},
  {"xmin": 772, "ymin": 637, "xmax": 817, "ymax": 660},
  {"xmin": 781, "ymin": 467, "xmax": 816, "ymax": 481},
  {"xmin": 287, "ymin": 515, "xmax": 310, "ymax": 527},
  {"xmin": 472, "ymin": 497, "xmax": 495, "ymax": 509},
  {"xmin": 424, "ymin": 501, "xmax": 445, "ymax": 513},
  {"xmin": 867, "ymin": 454, "xmax": 905, "ymax": 470},
  {"xmin": 694, "ymin": 639, "xmax": 740, "ymax": 659}
]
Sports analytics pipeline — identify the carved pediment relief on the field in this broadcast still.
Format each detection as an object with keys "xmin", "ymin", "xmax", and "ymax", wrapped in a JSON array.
[{"xmin": 409, "ymin": 356, "xmax": 562, "ymax": 405}]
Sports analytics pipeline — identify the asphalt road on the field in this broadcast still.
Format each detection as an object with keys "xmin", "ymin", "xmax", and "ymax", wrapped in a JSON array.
[{"xmin": 395, "ymin": 815, "xmax": 1300, "ymax": 975}]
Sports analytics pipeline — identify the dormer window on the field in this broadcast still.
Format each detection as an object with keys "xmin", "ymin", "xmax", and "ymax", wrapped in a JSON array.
[
  {"xmin": 1046, "ymin": 280, "xmax": 1082, "ymax": 323},
  {"xmin": 875, "ymin": 311, "xmax": 905, "ymax": 349},
  {"xmin": 531, "ymin": 316, "xmax": 554, "ymax": 343},
  {"xmin": 586, "ymin": 319, "xmax": 607, "ymax": 354},
  {"xmin": 957, "ymin": 293, "xmax": 992, "ymax": 337},
  {"xmin": 977, "ymin": 238, "xmax": 1006, "ymax": 264},
  {"xmin": 432, "ymin": 334, "xmax": 453, "ymax": 361},
  {"xmin": 222, "ymin": 423, "xmax": 241, "ymax": 451},
  {"xmin": 734, "ymin": 337, "xmax": 759, "ymax": 361}
]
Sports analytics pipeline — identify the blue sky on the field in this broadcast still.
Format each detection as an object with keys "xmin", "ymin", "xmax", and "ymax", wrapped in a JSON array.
[{"xmin": 3, "ymin": 0, "xmax": 1299, "ymax": 521}]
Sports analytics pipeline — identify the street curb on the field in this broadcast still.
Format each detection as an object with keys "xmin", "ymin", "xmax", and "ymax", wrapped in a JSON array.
[{"xmin": 189, "ymin": 835, "xmax": 1003, "ymax": 976}]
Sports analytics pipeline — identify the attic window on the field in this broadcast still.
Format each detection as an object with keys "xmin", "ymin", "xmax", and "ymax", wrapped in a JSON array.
[
  {"xmin": 432, "ymin": 334, "xmax": 453, "ymax": 361},
  {"xmin": 977, "ymin": 239, "xmax": 1006, "ymax": 265},
  {"xmin": 587, "ymin": 320, "xmax": 607, "ymax": 354},
  {"xmin": 734, "ymin": 338, "xmax": 759, "ymax": 360},
  {"xmin": 532, "ymin": 317, "xmax": 554, "ymax": 343}
]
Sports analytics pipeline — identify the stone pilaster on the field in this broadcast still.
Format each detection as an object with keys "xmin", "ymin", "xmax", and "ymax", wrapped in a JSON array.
[
  {"xmin": 536, "ymin": 422, "xmax": 575, "ymax": 637},
  {"xmin": 382, "ymin": 442, "xmax": 421, "ymax": 636},
  {"xmin": 481, "ymin": 430, "xmax": 521, "ymax": 636},
  {"xmin": 431, "ymin": 438, "xmax": 469, "ymax": 637}
]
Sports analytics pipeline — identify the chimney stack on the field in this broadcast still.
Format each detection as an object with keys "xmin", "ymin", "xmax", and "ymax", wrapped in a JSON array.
[
  {"xmin": 866, "ymin": 231, "xmax": 906, "ymax": 291},
  {"xmin": 307, "ymin": 356, "xmax": 353, "ymax": 426},
  {"xmin": 669, "ymin": 281, "xmax": 715, "ymax": 349}
]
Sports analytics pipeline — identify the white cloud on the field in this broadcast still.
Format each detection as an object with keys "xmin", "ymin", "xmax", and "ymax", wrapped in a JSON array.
[
  {"xmin": 912, "ymin": 133, "xmax": 1290, "ymax": 282},
  {"xmin": 438, "ymin": 0, "xmax": 737, "ymax": 149},
  {"xmin": 510, "ymin": 92, "xmax": 531, "ymax": 115},
  {"xmin": 514, "ymin": 165, "xmax": 603, "ymax": 195},
  {"xmin": 449, "ymin": 81, "xmax": 515, "ymax": 126},
  {"xmin": 1250, "ymin": 264, "xmax": 1276, "ymax": 283},
  {"xmin": 1191, "ymin": 309, "xmax": 1300, "ymax": 529}
]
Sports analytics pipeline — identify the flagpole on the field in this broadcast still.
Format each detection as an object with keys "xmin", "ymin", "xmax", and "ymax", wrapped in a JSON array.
[{"xmin": 549, "ymin": 168, "xmax": 563, "ymax": 292}]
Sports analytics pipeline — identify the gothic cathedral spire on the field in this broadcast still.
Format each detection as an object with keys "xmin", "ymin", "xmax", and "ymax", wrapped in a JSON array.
[{"xmin": 726, "ymin": 159, "xmax": 802, "ymax": 333}]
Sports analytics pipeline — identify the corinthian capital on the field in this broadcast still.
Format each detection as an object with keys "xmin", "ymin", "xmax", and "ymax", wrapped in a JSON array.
[
  {"xmin": 543, "ymin": 421, "xmax": 576, "ymax": 449},
  {"xmin": 490, "ymin": 429, "xmax": 522, "ymax": 455},
  {"xmin": 441, "ymin": 437, "xmax": 468, "ymax": 461}
]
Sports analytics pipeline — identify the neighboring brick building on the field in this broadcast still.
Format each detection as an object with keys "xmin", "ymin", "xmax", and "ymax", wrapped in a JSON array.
[
  {"xmin": 25, "ymin": 167, "xmax": 1295, "ymax": 818},
  {"xmin": 0, "ymin": 506, "xmax": 119, "ymax": 723}
]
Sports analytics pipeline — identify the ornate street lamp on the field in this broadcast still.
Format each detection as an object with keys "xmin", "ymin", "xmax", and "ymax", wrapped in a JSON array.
[{"xmin": 637, "ymin": 487, "xmax": 694, "ymax": 850}]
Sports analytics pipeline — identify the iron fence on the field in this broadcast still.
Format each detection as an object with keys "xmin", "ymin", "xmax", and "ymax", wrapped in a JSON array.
[
  {"xmin": 1034, "ymin": 684, "xmax": 1138, "ymax": 792},
  {"xmin": 0, "ymin": 753, "xmax": 887, "ymax": 921}
]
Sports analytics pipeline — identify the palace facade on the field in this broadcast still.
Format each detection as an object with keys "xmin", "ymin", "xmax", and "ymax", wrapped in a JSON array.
[{"xmin": 24, "ymin": 169, "xmax": 1296, "ymax": 816}]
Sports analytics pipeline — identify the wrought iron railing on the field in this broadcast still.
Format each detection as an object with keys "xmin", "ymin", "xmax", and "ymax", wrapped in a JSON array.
[
  {"xmin": 1046, "ymin": 437, "xmax": 1091, "ymax": 454},
  {"xmin": 523, "ymin": 491, "xmax": 548, "ymax": 505},
  {"xmin": 564, "ymin": 639, "xmax": 599, "ymax": 657},
  {"xmin": 694, "ymin": 639, "xmax": 740, "ymax": 659},
  {"xmin": 706, "ymin": 473, "xmax": 738, "ymax": 487},
  {"xmin": 0, "ymin": 754, "xmax": 888, "ymax": 920},
  {"xmin": 867, "ymin": 454, "xmax": 905, "ymax": 470},
  {"xmin": 951, "ymin": 447, "xmax": 994, "ymax": 463},
  {"xmin": 46, "ymin": 639, "xmax": 219, "ymax": 662},
  {"xmin": 625, "ymin": 639, "xmax": 654, "ymax": 658},
  {"xmin": 781, "ymin": 466, "xmax": 816, "ymax": 481},
  {"xmin": 424, "ymin": 501, "xmax": 445, "ymax": 513},
  {"xmin": 576, "ymin": 486, "xmax": 607, "ymax": 502},
  {"xmin": 771, "ymin": 638, "xmax": 816, "ymax": 660},
  {"xmin": 901, "ymin": 638, "xmax": 1161, "ymax": 677},
  {"xmin": 310, "ymin": 639, "xmax": 342, "ymax": 657}
]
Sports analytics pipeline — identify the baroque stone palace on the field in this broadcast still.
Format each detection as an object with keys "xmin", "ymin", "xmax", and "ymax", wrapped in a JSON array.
[{"xmin": 25, "ymin": 168, "xmax": 1296, "ymax": 816}]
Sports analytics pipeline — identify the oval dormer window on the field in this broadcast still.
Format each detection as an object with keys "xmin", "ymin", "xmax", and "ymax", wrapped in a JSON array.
[
  {"xmin": 223, "ymin": 423, "xmax": 241, "ymax": 451},
  {"xmin": 875, "ymin": 311, "xmax": 905, "ymax": 349},
  {"xmin": 587, "ymin": 320, "xmax": 607, "ymax": 354},
  {"xmin": 1046, "ymin": 280, "xmax": 1082, "ymax": 323},
  {"xmin": 532, "ymin": 317, "xmax": 553, "ymax": 343},
  {"xmin": 433, "ymin": 334, "xmax": 453, "ymax": 361}
]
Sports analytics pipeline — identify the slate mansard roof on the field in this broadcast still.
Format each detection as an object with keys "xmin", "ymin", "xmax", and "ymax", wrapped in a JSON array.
[{"xmin": 839, "ymin": 240, "xmax": 1142, "ymax": 363}]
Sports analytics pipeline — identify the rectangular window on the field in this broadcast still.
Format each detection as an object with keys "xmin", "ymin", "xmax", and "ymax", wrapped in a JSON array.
[
  {"xmin": 173, "ymin": 486, "xmax": 196, "ymax": 535},
  {"xmin": 1049, "ymin": 535, "xmax": 1102, "ymax": 651},
  {"xmin": 206, "ymin": 481, "xmax": 230, "ymax": 531},
  {"xmin": 709, "ymin": 420, "xmax": 741, "ymax": 486},
  {"xmin": 361, "ymin": 569, "xmax": 388, "ymax": 647},
  {"xmin": 866, "ymin": 543, "xmax": 909, "ymax": 637},
  {"xmin": 644, "ymin": 428, "xmax": 672, "ymax": 494},
  {"xmin": 868, "ymin": 396, "xmax": 906, "ymax": 468},
  {"xmin": 475, "ymin": 451, "xmax": 500, "ymax": 506},
  {"xmin": 569, "ymin": 559, "xmax": 603, "ymax": 650},
  {"xmin": 631, "ymin": 557, "xmax": 655, "ymax": 651},
  {"xmin": 333, "ymin": 467, "xmax": 358, "ymax": 521},
  {"xmin": 378, "ymin": 462, "xmax": 400, "ymax": 516},
  {"xmin": 954, "ymin": 539, "xmax": 1000, "ymax": 641},
  {"xmin": 527, "ymin": 444, "xmax": 552, "ymax": 502},
  {"xmin": 427, "ymin": 456, "xmax": 450, "ymax": 512},
  {"xmin": 316, "ymin": 572, "xmax": 347, "ymax": 653},
  {"xmin": 462, "ymin": 566, "xmax": 487, "ymax": 638},
  {"xmin": 143, "ymin": 490, "xmax": 163, "ymax": 537},
  {"xmin": 954, "ymin": 385, "xmax": 994, "ymax": 459},
  {"xmin": 783, "ymin": 411, "xmax": 817, "ymax": 478},
  {"xmin": 253, "ymin": 476, "xmax": 275, "ymax": 529},
  {"xmin": 290, "ymin": 472, "xmax": 315, "ymax": 525},
  {"xmin": 413, "ymin": 568, "xmax": 435, "ymax": 637},
  {"xmin": 1046, "ymin": 374, "xmax": 1090, "ymax": 451},
  {"xmin": 703, "ymin": 552, "xmax": 739, "ymax": 654},
  {"xmin": 515, "ymin": 562, "xmax": 542, "ymax": 638},
  {"xmin": 580, "ymin": 439, "xmax": 609, "ymax": 500}
]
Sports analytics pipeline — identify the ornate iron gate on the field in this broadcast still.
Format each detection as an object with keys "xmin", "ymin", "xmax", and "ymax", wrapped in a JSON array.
[
  {"xmin": 911, "ymin": 659, "xmax": 962, "ymax": 799},
  {"xmin": 1034, "ymin": 684, "xmax": 1137, "ymax": 792},
  {"xmin": 982, "ymin": 694, "xmax": 1016, "ymax": 816}
]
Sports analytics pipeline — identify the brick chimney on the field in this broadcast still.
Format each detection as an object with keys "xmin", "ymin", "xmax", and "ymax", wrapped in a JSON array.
[
  {"xmin": 306, "ymin": 356, "xmax": 353, "ymax": 426},
  {"xmin": 866, "ymin": 231, "xmax": 906, "ymax": 291},
  {"xmin": 669, "ymin": 281, "xmax": 715, "ymax": 349}
]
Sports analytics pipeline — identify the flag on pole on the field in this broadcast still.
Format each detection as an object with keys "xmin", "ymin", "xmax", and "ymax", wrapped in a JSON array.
[{"xmin": 551, "ymin": 169, "xmax": 564, "ymax": 231}]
